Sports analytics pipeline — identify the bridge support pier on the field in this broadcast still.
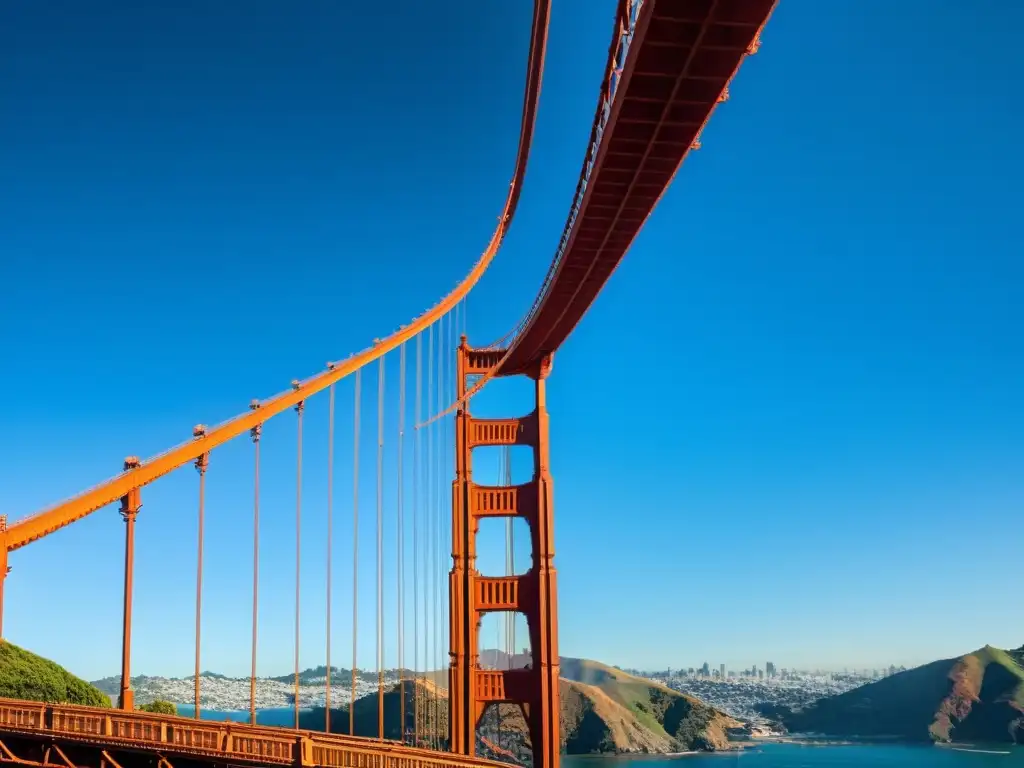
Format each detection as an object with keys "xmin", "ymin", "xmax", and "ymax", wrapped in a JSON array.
[
  {"xmin": 118, "ymin": 457, "xmax": 142, "ymax": 712},
  {"xmin": 450, "ymin": 339, "xmax": 560, "ymax": 768}
]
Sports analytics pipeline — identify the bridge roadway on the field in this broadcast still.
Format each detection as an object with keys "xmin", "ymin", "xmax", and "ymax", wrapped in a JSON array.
[{"xmin": 0, "ymin": 698, "xmax": 504, "ymax": 768}]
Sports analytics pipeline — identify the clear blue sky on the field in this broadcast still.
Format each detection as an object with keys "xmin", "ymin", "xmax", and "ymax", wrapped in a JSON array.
[{"xmin": 2, "ymin": 0, "xmax": 1022, "ymax": 682}]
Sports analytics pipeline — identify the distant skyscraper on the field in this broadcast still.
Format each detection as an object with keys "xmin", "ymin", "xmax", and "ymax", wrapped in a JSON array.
[
  {"xmin": 720, "ymin": 663, "xmax": 726, "ymax": 680},
  {"xmin": 766, "ymin": 661, "xmax": 776, "ymax": 678},
  {"xmin": 701, "ymin": 662, "xmax": 710, "ymax": 677}
]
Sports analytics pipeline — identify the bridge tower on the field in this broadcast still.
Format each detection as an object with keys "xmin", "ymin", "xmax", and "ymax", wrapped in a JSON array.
[{"xmin": 450, "ymin": 337, "xmax": 560, "ymax": 768}]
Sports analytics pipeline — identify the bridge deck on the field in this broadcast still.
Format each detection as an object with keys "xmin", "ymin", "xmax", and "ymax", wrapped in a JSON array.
[
  {"xmin": 498, "ymin": 0, "xmax": 776, "ymax": 375},
  {"xmin": 0, "ymin": 698, "xmax": 503, "ymax": 768}
]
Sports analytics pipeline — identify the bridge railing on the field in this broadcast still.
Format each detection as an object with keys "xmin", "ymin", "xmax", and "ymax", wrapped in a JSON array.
[{"xmin": 0, "ymin": 698, "xmax": 505, "ymax": 768}]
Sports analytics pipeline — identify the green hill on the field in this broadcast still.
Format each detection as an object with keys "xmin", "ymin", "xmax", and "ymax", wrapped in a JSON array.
[
  {"xmin": 774, "ymin": 644, "xmax": 1024, "ymax": 743},
  {"xmin": 555, "ymin": 657, "xmax": 740, "ymax": 752},
  {"xmin": 299, "ymin": 678, "xmax": 442, "ymax": 741},
  {"xmin": 301, "ymin": 657, "xmax": 740, "ymax": 756},
  {"xmin": 0, "ymin": 642, "xmax": 110, "ymax": 707},
  {"xmin": 268, "ymin": 665, "xmax": 383, "ymax": 686}
]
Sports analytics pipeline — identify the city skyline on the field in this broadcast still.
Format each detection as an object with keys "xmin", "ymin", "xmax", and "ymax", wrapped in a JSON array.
[
  {"xmin": 2, "ymin": 0, "xmax": 1022, "ymax": 682},
  {"xmin": 88, "ymin": 645, "xmax": 994, "ymax": 684}
]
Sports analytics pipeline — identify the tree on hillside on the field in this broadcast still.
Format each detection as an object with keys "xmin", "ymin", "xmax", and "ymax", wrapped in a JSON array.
[
  {"xmin": 0, "ymin": 642, "xmax": 109, "ymax": 707},
  {"xmin": 138, "ymin": 700, "xmax": 177, "ymax": 715}
]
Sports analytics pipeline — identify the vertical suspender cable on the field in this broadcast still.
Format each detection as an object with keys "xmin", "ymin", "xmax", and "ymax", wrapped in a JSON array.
[
  {"xmin": 376, "ymin": 356, "xmax": 386, "ymax": 739},
  {"xmin": 194, "ymin": 437, "xmax": 209, "ymax": 720},
  {"xmin": 413, "ymin": 334, "xmax": 422, "ymax": 745},
  {"xmin": 437, "ymin": 323, "xmax": 444, "ymax": 748},
  {"xmin": 493, "ymin": 454, "xmax": 500, "ymax": 746},
  {"xmin": 351, "ymin": 368, "xmax": 361, "ymax": 736},
  {"xmin": 507, "ymin": 449, "xmax": 514, "ymax": 746},
  {"xmin": 295, "ymin": 399, "xmax": 305, "ymax": 730},
  {"xmin": 425, "ymin": 323, "xmax": 435, "ymax": 748},
  {"xmin": 432, "ymin": 315, "xmax": 444, "ymax": 749},
  {"xmin": 437, "ymin": 316, "xmax": 445, "ymax": 750},
  {"xmin": 449, "ymin": 306, "xmax": 457, "ymax": 692},
  {"xmin": 326, "ymin": 384, "xmax": 335, "ymax": 733},
  {"xmin": 441, "ymin": 311, "xmax": 447, "ymax": 705},
  {"xmin": 507, "ymin": 447, "xmax": 515, "ymax": 655},
  {"xmin": 250, "ymin": 416, "xmax": 262, "ymax": 725},
  {"xmin": 494, "ymin": 581, "xmax": 502, "ymax": 746},
  {"xmin": 440, "ymin": 313, "xmax": 448, "ymax": 716},
  {"xmin": 397, "ymin": 343, "xmax": 407, "ymax": 741}
]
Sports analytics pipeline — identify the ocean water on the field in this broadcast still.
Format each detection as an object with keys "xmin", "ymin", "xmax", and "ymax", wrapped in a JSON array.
[
  {"xmin": 174, "ymin": 705, "xmax": 307, "ymax": 727},
  {"xmin": 160, "ymin": 720, "xmax": 1024, "ymax": 767},
  {"xmin": 564, "ymin": 744, "xmax": 1024, "ymax": 767}
]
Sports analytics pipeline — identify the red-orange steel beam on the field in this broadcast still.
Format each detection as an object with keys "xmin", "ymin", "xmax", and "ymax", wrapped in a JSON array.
[{"xmin": 2, "ymin": 0, "xmax": 552, "ymax": 553}]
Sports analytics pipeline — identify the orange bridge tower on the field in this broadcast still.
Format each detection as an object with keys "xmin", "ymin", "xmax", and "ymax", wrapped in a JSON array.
[{"xmin": 449, "ymin": 337, "xmax": 560, "ymax": 768}]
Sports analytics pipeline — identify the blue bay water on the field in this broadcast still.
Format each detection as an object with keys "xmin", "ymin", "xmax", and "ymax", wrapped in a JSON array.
[
  {"xmin": 565, "ymin": 744, "xmax": 1024, "ymax": 768},
  {"xmin": 163, "ymin": 720, "xmax": 1024, "ymax": 767},
  {"xmin": 174, "ymin": 705, "xmax": 309, "ymax": 727}
]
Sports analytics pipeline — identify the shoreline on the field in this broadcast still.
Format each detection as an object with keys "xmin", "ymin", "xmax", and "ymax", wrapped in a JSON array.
[{"xmin": 751, "ymin": 734, "xmax": 1020, "ymax": 751}]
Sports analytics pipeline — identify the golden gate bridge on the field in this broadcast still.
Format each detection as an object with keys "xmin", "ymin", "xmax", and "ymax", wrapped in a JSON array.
[{"xmin": 0, "ymin": 1, "xmax": 777, "ymax": 767}]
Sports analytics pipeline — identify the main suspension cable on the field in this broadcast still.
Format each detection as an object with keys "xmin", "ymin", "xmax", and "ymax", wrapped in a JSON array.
[
  {"xmin": 350, "ymin": 368, "xmax": 361, "ymax": 736},
  {"xmin": 8, "ymin": 1, "xmax": 552, "ymax": 558},
  {"xmin": 326, "ymin": 383, "xmax": 335, "ymax": 733}
]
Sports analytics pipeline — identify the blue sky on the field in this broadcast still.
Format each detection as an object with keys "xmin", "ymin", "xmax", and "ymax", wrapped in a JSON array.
[{"xmin": 1, "ymin": 0, "xmax": 1022, "ymax": 682}]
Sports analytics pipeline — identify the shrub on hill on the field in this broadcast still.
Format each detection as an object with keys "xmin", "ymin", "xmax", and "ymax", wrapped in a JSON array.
[
  {"xmin": 138, "ymin": 700, "xmax": 177, "ymax": 715},
  {"xmin": 0, "ymin": 642, "xmax": 110, "ymax": 706}
]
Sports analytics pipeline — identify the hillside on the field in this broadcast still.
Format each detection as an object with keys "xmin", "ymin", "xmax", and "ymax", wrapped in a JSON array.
[
  {"xmin": 266, "ymin": 665, "xmax": 383, "ymax": 686},
  {"xmin": 92, "ymin": 666, "xmax": 387, "ymax": 697},
  {"xmin": 773, "ymin": 644, "xmax": 1024, "ymax": 743},
  {"xmin": 302, "ymin": 657, "xmax": 740, "ymax": 756},
  {"xmin": 555, "ymin": 658, "xmax": 741, "ymax": 752},
  {"xmin": 299, "ymin": 678, "xmax": 443, "ymax": 741},
  {"xmin": 0, "ymin": 642, "xmax": 110, "ymax": 707},
  {"xmin": 91, "ymin": 666, "xmax": 399, "ymax": 710}
]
